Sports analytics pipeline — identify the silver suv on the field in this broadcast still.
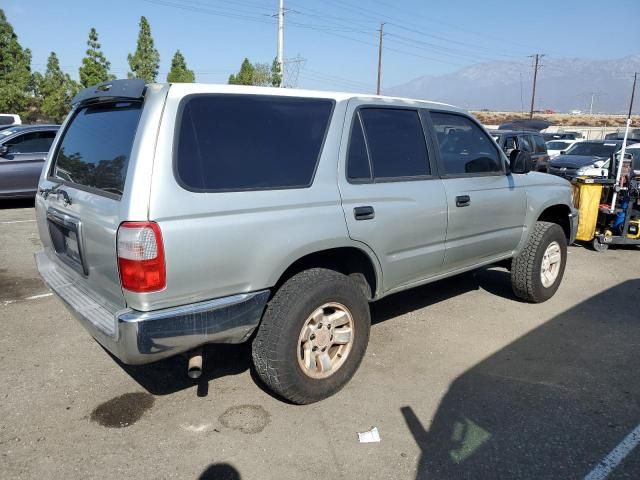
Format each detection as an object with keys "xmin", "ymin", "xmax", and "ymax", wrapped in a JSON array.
[{"xmin": 35, "ymin": 79, "xmax": 578, "ymax": 404}]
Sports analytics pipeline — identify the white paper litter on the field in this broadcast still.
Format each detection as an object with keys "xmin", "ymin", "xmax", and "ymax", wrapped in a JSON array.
[{"xmin": 358, "ymin": 426, "xmax": 381, "ymax": 443}]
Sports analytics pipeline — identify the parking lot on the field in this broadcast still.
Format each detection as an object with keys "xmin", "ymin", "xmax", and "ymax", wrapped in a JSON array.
[{"xmin": 1, "ymin": 199, "xmax": 639, "ymax": 480}]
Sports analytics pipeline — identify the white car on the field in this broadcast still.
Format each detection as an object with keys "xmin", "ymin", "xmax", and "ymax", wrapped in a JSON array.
[
  {"xmin": 576, "ymin": 143, "xmax": 640, "ymax": 177},
  {"xmin": 546, "ymin": 139, "xmax": 579, "ymax": 159},
  {"xmin": 0, "ymin": 114, "xmax": 22, "ymax": 127}
]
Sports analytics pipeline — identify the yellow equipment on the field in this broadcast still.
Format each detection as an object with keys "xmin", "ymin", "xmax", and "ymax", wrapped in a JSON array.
[{"xmin": 571, "ymin": 178, "xmax": 605, "ymax": 242}]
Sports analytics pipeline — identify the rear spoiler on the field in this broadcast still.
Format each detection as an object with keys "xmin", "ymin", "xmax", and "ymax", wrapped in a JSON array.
[{"xmin": 72, "ymin": 79, "xmax": 146, "ymax": 105}]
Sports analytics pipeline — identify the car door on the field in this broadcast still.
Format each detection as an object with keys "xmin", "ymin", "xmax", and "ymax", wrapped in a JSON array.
[
  {"xmin": 338, "ymin": 101, "xmax": 448, "ymax": 292},
  {"xmin": 426, "ymin": 111, "xmax": 527, "ymax": 271},
  {"xmin": 0, "ymin": 130, "xmax": 56, "ymax": 195}
]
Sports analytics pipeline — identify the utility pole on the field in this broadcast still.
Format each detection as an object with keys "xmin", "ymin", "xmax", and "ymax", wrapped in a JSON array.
[
  {"xmin": 376, "ymin": 23, "xmax": 385, "ymax": 95},
  {"xmin": 628, "ymin": 72, "xmax": 638, "ymax": 119},
  {"xmin": 528, "ymin": 54, "xmax": 544, "ymax": 119},
  {"xmin": 609, "ymin": 72, "xmax": 638, "ymax": 213},
  {"xmin": 277, "ymin": 0, "xmax": 285, "ymax": 87}
]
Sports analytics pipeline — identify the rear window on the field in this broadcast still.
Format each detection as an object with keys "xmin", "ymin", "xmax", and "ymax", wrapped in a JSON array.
[
  {"xmin": 175, "ymin": 95, "xmax": 334, "ymax": 191},
  {"xmin": 531, "ymin": 134, "xmax": 547, "ymax": 153},
  {"xmin": 52, "ymin": 102, "xmax": 142, "ymax": 196}
]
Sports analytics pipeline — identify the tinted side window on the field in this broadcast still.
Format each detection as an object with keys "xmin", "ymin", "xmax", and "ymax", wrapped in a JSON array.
[
  {"xmin": 347, "ymin": 114, "xmax": 371, "ymax": 181},
  {"xmin": 518, "ymin": 135, "xmax": 533, "ymax": 152},
  {"xmin": 532, "ymin": 134, "xmax": 547, "ymax": 153},
  {"xmin": 359, "ymin": 108, "xmax": 429, "ymax": 178},
  {"xmin": 430, "ymin": 112, "xmax": 502, "ymax": 175},
  {"xmin": 6, "ymin": 131, "xmax": 56, "ymax": 154},
  {"xmin": 53, "ymin": 102, "xmax": 142, "ymax": 196},
  {"xmin": 176, "ymin": 95, "xmax": 333, "ymax": 191}
]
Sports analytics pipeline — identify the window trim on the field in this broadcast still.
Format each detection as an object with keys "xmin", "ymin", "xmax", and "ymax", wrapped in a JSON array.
[
  {"xmin": 172, "ymin": 93, "xmax": 336, "ymax": 194},
  {"xmin": 3, "ymin": 130, "xmax": 58, "ymax": 155},
  {"xmin": 425, "ymin": 109, "xmax": 507, "ymax": 179},
  {"xmin": 46, "ymin": 101, "xmax": 143, "ymax": 201},
  {"xmin": 345, "ymin": 105, "xmax": 437, "ymax": 185}
]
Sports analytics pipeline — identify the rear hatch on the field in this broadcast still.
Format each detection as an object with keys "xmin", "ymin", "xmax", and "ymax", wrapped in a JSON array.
[{"xmin": 35, "ymin": 80, "xmax": 148, "ymax": 315}]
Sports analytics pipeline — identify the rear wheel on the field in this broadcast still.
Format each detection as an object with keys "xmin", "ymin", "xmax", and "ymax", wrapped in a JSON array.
[
  {"xmin": 511, "ymin": 221, "xmax": 567, "ymax": 303},
  {"xmin": 252, "ymin": 268, "xmax": 370, "ymax": 404}
]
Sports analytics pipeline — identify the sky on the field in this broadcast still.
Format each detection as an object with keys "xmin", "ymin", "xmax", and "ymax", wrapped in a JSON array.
[{"xmin": 3, "ymin": 0, "xmax": 639, "ymax": 93}]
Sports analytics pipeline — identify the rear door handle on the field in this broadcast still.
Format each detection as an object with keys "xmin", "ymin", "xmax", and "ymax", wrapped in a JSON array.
[
  {"xmin": 354, "ymin": 206, "xmax": 375, "ymax": 220},
  {"xmin": 456, "ymin": 195, "xmax": 471, "ymax": 207}
]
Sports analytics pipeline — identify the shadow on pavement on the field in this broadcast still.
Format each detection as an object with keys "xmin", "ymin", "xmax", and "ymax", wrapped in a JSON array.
[
  {"xmin": 199, "ymin": 463, "xmax": 241, "ymax": 480},
  {"xmin": 117, "ymin": 266, "xmax": 518, "ymax": 398},
  {"xmin": 402, "ymin": 279, "xmax": 640, "ymax": 479},
  {"xmin": 115, "ymin": 342, "xmax": 251, "ymax": 396},
  {"xmin": 0, "ymin": 198, "xmax": 35, "ymax": 210}
]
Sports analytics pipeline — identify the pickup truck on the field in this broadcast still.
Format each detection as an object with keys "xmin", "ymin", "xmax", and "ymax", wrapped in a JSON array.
[{"xmin": 35, "ymin": 80, "xmax": 578, "ymax": 404}]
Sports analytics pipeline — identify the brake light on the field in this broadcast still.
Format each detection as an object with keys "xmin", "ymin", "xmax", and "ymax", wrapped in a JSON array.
[{"xmin": 117, "ymin": 222, "xmax": 166, "ymax": 293}]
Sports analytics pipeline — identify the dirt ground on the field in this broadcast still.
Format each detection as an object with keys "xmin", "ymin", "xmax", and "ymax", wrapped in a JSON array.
[{"xmin": 1, "ymin": 199, "xmax": 640, "ymax": 479}]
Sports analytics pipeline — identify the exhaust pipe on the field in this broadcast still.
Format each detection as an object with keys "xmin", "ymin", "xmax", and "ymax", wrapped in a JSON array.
[{"xmin": 187, "ymin": 348, "xmax": 203, "ymax": 379}]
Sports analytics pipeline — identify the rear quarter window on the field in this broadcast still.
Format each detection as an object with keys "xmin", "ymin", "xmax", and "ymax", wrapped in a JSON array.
[{"xmin": 175, "ymin": 94, "xmax": 334, "ymax": 191}]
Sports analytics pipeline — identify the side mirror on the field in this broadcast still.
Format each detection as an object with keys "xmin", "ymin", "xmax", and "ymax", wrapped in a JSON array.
[
  {"xmin": 559, "ymin": 150, "xmax": 566, "ymax": 155},
  {"xmin": 509, "ymin": 149, "xmax": 532, "ymax": 174},
  {"xmin": 0, "ymin": 145, "xmax": 7, "ymax": 157}
]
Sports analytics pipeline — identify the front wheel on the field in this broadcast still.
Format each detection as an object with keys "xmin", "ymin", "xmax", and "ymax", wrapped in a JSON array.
[
  {"xmin": 252, "ymin": 268, "xmax": 370, "ymax": 404},
  {"xmin": 511, "ymin": 221, "xmax": 567, "ymax": 303}
]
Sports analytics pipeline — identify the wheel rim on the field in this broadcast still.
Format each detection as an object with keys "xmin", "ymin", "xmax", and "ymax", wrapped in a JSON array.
[
  {"xmin": 540, "ymin": 241, "xmax": 562, "ymax": 288},
  {"xmin": 297, "ymin": 303, "xmax": 354, "ymax": 379}
]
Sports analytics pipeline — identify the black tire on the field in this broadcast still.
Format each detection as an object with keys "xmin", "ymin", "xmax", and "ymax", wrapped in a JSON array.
[
  {"xmin": 252, "ymin": 268, "xmax": 370, "ymax": 404},
  {"xmin": 591, "ymin": 237, "xmax": 609, "ymax": 252},
  {"xmin": 511, "ymin": 221, "xmax": 567, "ymax": 303}
]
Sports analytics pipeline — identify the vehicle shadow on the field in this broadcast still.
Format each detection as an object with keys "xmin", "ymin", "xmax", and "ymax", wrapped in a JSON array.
[
  {"xmin": 0, "ymin": 198, "xmax": 35, "ymax": 210},
  {"xmin": 117, "ymin": 265, "xmax": 519, "ymax": 397},
  {"xmin": 198, "ymin": 463, "xmax": 241, "ymax": 479},
  {"xmin": 401, "ymin": 279, "xmax": 640, "ymax": 479}
]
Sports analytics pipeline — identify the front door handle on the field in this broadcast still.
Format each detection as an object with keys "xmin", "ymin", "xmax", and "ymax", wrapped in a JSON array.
[
  {"xmin": 354, "ymin": 206, "xmax": 375, "ymax": 220},
  {"xmin": 456, "ymin": 195, "xmax": 471, "ymax": 207}
]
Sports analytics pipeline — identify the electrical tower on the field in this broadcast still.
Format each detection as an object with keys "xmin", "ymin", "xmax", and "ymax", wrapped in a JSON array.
[{"xmin": 283, "ymin": 55, "xmax": 306, "ymax": 88}]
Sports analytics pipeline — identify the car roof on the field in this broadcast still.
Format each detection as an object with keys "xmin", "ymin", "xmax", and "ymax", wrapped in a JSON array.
[
  {"xmin": 163, "ymin": 82, "xmax": 463, "ymax": 112},
  {"xmin": 488, "ymin": 129, "xmax": 542, "ymax": 136},
  {"xmin": 0, "ymin": 124, "xmax": 59, "ymax": 135}
]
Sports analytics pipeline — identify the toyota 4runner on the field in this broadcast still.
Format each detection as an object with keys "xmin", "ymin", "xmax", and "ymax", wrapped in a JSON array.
[{"xmin": 35, "ymin": 79, "xmax": 578, "ymax": 404}]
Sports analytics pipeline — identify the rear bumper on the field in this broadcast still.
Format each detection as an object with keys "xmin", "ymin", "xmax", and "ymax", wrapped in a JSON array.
[{"xmin": 35, "ymin": 250, "xmax": 270, "ymax": 365}]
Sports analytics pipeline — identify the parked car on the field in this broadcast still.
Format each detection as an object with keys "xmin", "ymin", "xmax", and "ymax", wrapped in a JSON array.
[
  {"xmin": 0, "ymin": 124, "xmax": 59, "ymax": 199},
  {"xmin": 547, "ymin": 140, "xmax": 626, "ymax": 179},
  {"xmin": 490, "ymin": 129, "xmax": 550, "ymax": 171},
  {"xmin": 574, "ymin": 143, "xmax": 640, "ymax": 178},
  {"xmin": 543, "ymin": 132, "xmax": 580, "ymax": 141},
  {"xmin": 35, "ymin": 80, "xmax": 577, "ymax": 404},
  {"xmin": 0, "ymin": 113, "xmax": 22, "ymax": 126},
  {"xmin": 546, "ymin": 139, "xmax": 579, "ymax": 159}
]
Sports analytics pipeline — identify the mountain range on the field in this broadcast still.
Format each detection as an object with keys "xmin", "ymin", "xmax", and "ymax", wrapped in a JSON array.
[{"xmin": 386, "ymin": 55, "xmax": 640, "ymax": 114}]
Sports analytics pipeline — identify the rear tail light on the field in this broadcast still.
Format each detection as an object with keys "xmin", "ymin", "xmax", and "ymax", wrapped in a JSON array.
[{"xmin": 117, "ymin": 222, "xmax": 166, "ymax": 293}]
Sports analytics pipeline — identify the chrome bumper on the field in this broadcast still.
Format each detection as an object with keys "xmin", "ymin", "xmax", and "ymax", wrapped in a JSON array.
[
  {"xmin": 569, "ymin": 208, "xmax": 579, "ymax": 245},
  {"xmin": 35, "ymin": 251, "xmax": 269, "ymax": 365}
]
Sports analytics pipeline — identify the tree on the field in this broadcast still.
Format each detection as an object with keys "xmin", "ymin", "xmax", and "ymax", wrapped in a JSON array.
[
  {"xmin": 166, "ymin": 50, "xmax": 195, "ymax": 83},
  {"xmin": 228, "ymin": 58, "xmax": 255, "ymax": 85},
  {"xmin": 39, "ymin": 52, "xmax": 80, "ymax": 123},
  {"xmin": 228, "ymin": 58, "xmax": 278, "ymax": 87},
  {"xmin": 0, "ymin": 8, "xmax": 33, "ymax": 116},
  {"xmin": 271, "ymin": 57, "xmax": 282, "ymax": 87},
  {"xmin": 127, "ymin": 16, "xmax": 160, "ymax": 82},
  {"xmin": 79, "ymin": 28, "xmax": 115, "ymax": 88}
]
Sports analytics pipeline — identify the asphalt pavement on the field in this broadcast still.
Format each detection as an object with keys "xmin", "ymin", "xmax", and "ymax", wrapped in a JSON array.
[{"xmin": 1, "ymin": 199, "xmax": 639, "ymax": 479}]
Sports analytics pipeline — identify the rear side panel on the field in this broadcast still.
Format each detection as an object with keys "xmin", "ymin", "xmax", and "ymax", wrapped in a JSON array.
[
  {"xmin": 134, "ymin": 85, "xmax": 356, "ymax": 311},
  {"xmin": 35, "ymin": 83, "xmax": 169, "ymax": 317}
]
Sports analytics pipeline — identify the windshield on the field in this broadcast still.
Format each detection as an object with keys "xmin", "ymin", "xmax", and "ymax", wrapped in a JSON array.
[
  {"xmin": 565, "ymin": 142, "xmax": 619, "ymax": 157},
  {"xmin": 547, "ymin": 141, "xmax": 573, "ymax": 150}
]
